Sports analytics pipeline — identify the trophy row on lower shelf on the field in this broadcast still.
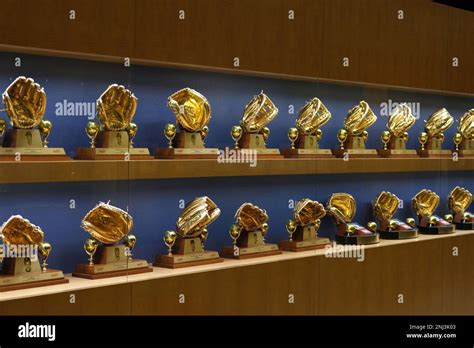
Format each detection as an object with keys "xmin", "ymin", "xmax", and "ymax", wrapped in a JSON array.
[
  {"xmin": 0, "ymin": 187, "xmax": 472, "ymax": 291},
  {"xmin": 0, "ymin": 77, "xmax": 472, "ymax": 162}
]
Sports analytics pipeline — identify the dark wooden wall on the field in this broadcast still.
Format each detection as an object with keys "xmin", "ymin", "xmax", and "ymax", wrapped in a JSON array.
[{"xmin": 0, "ymin": 0, "xmax": 472, "ymax": 94}]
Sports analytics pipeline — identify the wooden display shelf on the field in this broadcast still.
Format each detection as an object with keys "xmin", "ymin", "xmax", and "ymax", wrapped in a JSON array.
[
  {"xmin": 0, "ymin": 230, "xmax": 473, "ymax": 315},
  {"xmin": 0, "ymin": 157, "xmax": 472, "ymax": 184}
]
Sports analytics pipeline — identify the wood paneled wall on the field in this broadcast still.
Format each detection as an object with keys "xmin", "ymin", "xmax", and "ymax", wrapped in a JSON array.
[
  {"xmin": 0, "ymin": 0, "xmax": 471, "ymax": 91},
  {"xmin": 2, "ymin": 233, "xmax": 473, "ymax": 315}
]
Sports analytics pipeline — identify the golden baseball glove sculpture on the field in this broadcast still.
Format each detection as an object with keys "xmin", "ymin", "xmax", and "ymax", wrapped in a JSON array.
[
  {"xmin": 74, "ymin": 201, "xmax": 151, "ymax": 279},
  {"xmin": 326, "ymin": 193, "xmax": 379, "ymax": 245},
  {"xmin": 379, "ymin": 104, "xmax": 418, "ymax": 157},
  {"xmin": 234, "ymin": 202, "xmax": 268, "ymax": 231},
  {"xmin": 453, "ymin": 109, "xmax": 474, "ymax": 154},
  {"xmin": 240, "ymin": 92, "xmax": 278, "ymax": 133},
  {"xmin": 81, "ymin": 201, "xmax": 133, "ymax": 245},
  {"xmin": 2, "ymin": 76, "xmax": 46, "ymax": 129},
  {"xmin": 418, "ymin": 108, "xmax": 453, "ymax": 156},
  {"xmin": 295, "ymin": 98, "xmax": 332, "ymax": 136},
  {"xmin": 155, "ymin": 196, "xmax": 223, "ymax": 269},
  {"xmin": 279, "ymin": 199, "xmax": 330, "ymax": 251},
  {"xmin": 0, "ymin": 77, "xmax": 67, "ymax": 160},
  {"xmin": 333, "ymin": 101, "xmax": 378, "ymax": 157},
  {"xmin": 1, "ymin": 215, "xmax": 45, "ymax": 245},
  {"xmin": 156, "ymin": 88, "xmax": 219, "ymax": 159},
  {"xmin": 176, "ymin": 196, "xmax": 221, "ymax": 238},
  {"xmin": 372, "ymin": 192, "xmax": 417, "ymax": 239},
  {"xmin": 229, "ymin": 92, "xmax": 282, "ymax": 157},
  {"xmin": 168, "ymin": 88, "xmax": 211, "ymax": 133},
  {"xmin": 222, "ymin": 202, "xmax": 281, "ymax": 259},
  {"xmin": 448, "ymin": 186, "xmax": 474, "ymax": 229},
  {"xmin": 96, "ymin": 84, "xmax": 137, "ymax": 131},
  {"xmin": 76, "ymin": 84, "xmax": 152, "ymax": 160},
  {"xmin": 412, "ymin": 189, "xmax": 455, "ymax": 234}
]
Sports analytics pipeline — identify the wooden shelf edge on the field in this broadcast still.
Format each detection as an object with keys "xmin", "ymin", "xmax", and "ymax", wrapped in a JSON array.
[
  {"xmin": 0, "ymin": 158, "xmax": 472, "ymax": 184},
  {"xmin": 0, "ymin": 44, "xmax": 473, "ymax": 98},
  {"xmin": 0, "ymin": 230, "xmax": 472, "ymax": 302}
]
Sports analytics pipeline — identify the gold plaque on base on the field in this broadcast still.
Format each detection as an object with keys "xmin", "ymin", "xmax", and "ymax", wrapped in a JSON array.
[
  {"xmin": 417, "ymin": 149, "xmax": 452, "ymax": 158},
  {"xmin": 237, "ymin": 133, "xmax": 283, "ymax": 159},
  {"xmin": 332, "ymin": 147, "xmax": 379, "ymax": 158},
  {"xmin": 280, "ymin": 148, "xmax": 333, "ymax": 158},
  {"xmin": 154, "ymin": 250, "xmax": 223, "ymax": 269},
  {"xmin": 221, "ymin": 243, "xmax": 281, "ymax": 259}
]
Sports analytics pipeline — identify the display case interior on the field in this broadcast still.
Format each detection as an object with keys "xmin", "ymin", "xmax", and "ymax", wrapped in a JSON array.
[{"xmin": 0, "ymin": 51, "xmax": 471, "ymax": 276}]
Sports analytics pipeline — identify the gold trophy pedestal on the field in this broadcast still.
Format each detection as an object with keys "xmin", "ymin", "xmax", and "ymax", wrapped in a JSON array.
[
  {"xmin": 332, "ymin": 135, "xmax": 378, "ymax": 158},
  {"xmin": 156, "ymin": 131, "xmax": 219, "ymax": 159},
  {"xmin": 377, "ymin": 137, "xmax": 418, "ymax": 158},
  {"xmin": 221, "ymin": 230, "xmax": 282, "ymax": 259},
  {"xmin": 280, "ymin": 134, "xmax": 333, "ymax": 158},
  {"xmin": 279, "ymin": 225, "xmax": 330, "ymax": 252},
  {"xmin": 73, "ymin": 244, "xmax": 152, "ymax": 279},
  {"xmin": 154, "ymin": 237, "xmax": 223, "ymax": 268},
  {"xmin": 238, "ymin": 133, "xmax": 283, "ymax": 159},
  {"xmin": 417, "ymin": 137, "xmax": 452, "ymax": 158},
  {"xmin": 0, "ymin": 129, "xmax": 69, "ymax": 161},
  {"xmin": 0, "ymin": 257, "xmax": 68, "ymax": 292},
  {"xmin": 76, "ymin": 131, "xmax": 153, "ymax": 160}
]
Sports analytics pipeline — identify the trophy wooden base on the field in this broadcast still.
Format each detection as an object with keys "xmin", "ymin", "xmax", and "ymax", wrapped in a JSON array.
[
  {"xmin": 378, "ymin": 229, "xmax": 418, "ymax": 239},
  {"xmin": 280, "ymin": 148, "xmax": 333, "ymax": 158},
  {"xmin": 454, "ymin": 221, "xmax": 474, "ymax": 230},
  {"xmin": 75, "ymin": 147, "xmax": 153, "ymax": 160},
  {"xmin": 417, "ymin": 149, "xmax": 452, "ymax": 158},
  {"xmin": 0, "ymin": 148, "xmax": 70, "ymax": 161},
  {"xmin": 0, "ymin": 269, "xmax": 69, "ymax": 292},
  {"xmin": 418, "ymin": 225, "xmax": 455, "ymax": 235},
  {"xmin": 154, "ymin": 251, "xmax": 223, "ymax": 269},
  {"xmin": 332, "ymin": 149, "xmax": 379, "ymax": 158},
  {"xmin": 453, "ymin": 150, "xmax": 474, "ymax": 157},
  {"xmin": 221, "ymin": 243, "xmax": 281, "ymax": 259},
  {"xmin": 279, "ymin": 237, "xmax": 330, "ymax": 252},
  {"xmin": 377, "ymin": 149, "xmax": 419, "ymax": 158},
  {"xmin": 73, "ymin": 259, "xmax": 152, "ymax": 279},
  {"xmin": 155, "ymin": 147, "xmax": 220, "ymax": 159},
  {"xmin": 335, "ymin": 233, "xmax": 380, "ymax": 245}
]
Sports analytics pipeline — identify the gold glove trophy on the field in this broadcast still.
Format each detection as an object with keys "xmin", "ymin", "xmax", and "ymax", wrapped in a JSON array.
[
  {"xmin": 332, "ymin": 101, "xmax": 378, "ymax": 158},
  {"xmin": 326, "ymin": 193, "xmax": 380, "ymax": 245},
  {"xmin": 280, "ymin": 98, "xmax": 333, "ymax": 158},
  {"xmin": 279, "ymin": 198, "xmax": 330, "ymax": 251},
  {"xmin": 417, "ymin": 108, "xmax": 454, "ymax": 157},
  {"xmin": 155, "ymin": 88, "xmax": 219, "ymax": 159},
  {"xmin": 411, "ymin": 189, "xmax": 455, "ymax": 234},
  {"xmin": 372, "ymin": 191, "xmax": 418, "ymax": 239},
  {"xmin": 0, "ymin": 215, "xmax": 68, "ymax": 291},
  {"xmin": 0, "ymin": 76, "xmax": 68, "ymax": 161},
  {"xmin": 154, "ymin": 196, "xmax": 223, "ymax": 268},
  {"xmin": 448, "ymin": 186, "xmax": 474, "ymax": 230},
  {"xmin": 453, "ymin": 109, "xmax": 474, "ymax": 157},
  {"xmin": 222, "ymin": 203, "xmax": 282, "ymax": 259},
  {"xmin": 377, "ymin": 103, "xmax": 418, "ymax": 158},
  {"xmin": 230, "ymin": 91, "xmax": 283, "ymax": 158},
  {"xmin": 75, "ymin": 84, "xmax": 152, "ymax": 160},
  {"xmin": 73, "ymin": 202, "xmax": 152, "ymax": 279}
]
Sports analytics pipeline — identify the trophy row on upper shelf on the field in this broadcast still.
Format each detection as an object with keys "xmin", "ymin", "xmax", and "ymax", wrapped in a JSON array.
[
  {"xmin": 0, "ymin": 186, "xmax": 472, "ymax": 291},
  {"xmin": 0, "ymin": 76, "xmax": 472, "ymax": 162}
]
